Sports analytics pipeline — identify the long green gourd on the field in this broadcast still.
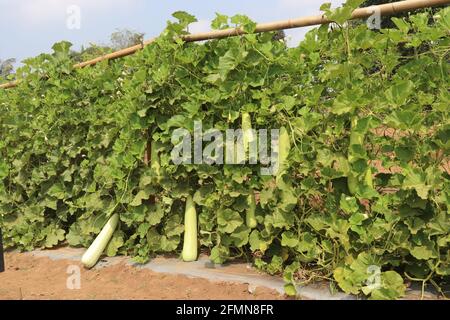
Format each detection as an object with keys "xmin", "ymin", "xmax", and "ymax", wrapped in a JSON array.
[
  {"xmin": 182, "ymin": 195, "xmax": 198, "ymax": 262},
  {"xmin": 81, "ymin": 214, "xmax": 119, "ymax": 268},
  {"xmin": 242, "ymin": 113, "xmax": 258, "ymax": 228},
  {"xmin": 151, "ymin": 140, "xmax": 161, "ymax": 181},
  {"xmin": 277, "ymin": 126, "xmax": 290, "ymax": 180},
  {"xmin": 242, "ymin": 112, "xmax": 255, "ymax": 157},
  {"xmin": 348, "ymin": 117, "xmax": 373, "ymax": 195},
  {"xmin": 246, "ymin": 191, "xmax": 257, "ymax": 229}
]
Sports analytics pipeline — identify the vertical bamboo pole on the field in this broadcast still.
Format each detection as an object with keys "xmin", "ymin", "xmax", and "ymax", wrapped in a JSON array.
[{"xmin": 0, "ymin": 228, "xmax": 5, "ymax": 272}]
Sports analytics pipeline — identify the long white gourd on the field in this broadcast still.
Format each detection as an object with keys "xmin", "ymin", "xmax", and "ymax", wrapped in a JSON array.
[
  {"xmin": 246, "ymin": 191, "xmax": 257, "ymax": 229},
  {"xmin": 277, "ymin": 126, "xmax": 290, "ymax": 179},
  {"xmin": 81, "ymin": 214, "xmax": 119, "ymax": 268},
  {"xmin": 181, "ymin": 195, "xmax": 198, "ymax": 262},
  {"xmin": 242, "ymin": 112, "xmax": 255, "ymax": 152}
]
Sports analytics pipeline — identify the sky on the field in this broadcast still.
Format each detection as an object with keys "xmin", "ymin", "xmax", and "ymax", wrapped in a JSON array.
[{"xmin": 0, "ymin": 0, "xmax": 345, "ymax": 66}]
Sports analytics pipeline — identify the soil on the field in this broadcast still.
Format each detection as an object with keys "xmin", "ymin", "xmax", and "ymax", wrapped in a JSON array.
[{"xmin": 0, "ymin": 251, "xmax": 286, "ymax": 300}]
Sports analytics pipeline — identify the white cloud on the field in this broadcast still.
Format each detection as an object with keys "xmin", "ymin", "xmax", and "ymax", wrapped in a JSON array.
[
  {"xmin": 280, "ymin": 0, "xmax": 345, "ymax": 11},
  {"xmin": 188, "ymin": 19, "xmax": 211, "ymax": 34},
  {"xmin": 285, "ymin": 27, "xmax": 311, "ymax": 47},
  {"xmin": 12, "ymin": 0, "xmax": 141, "ymax": 25}
]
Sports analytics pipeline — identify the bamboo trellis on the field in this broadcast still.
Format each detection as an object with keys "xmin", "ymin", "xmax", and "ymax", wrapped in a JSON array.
[{"xmin": 0, "ymin": 0, "xmax": 448, "ymax": 90}]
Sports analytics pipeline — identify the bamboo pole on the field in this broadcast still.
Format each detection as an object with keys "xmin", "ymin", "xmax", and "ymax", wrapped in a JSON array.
[
  {"xmin": 1, "ymin": 0, "xmax": 448, "ymax": 90},
  {"xmin": 185, "ymin": 0, "xmax": 449, "ymax": 41},
  {"xmin": 0, "ymin": 228, "xmax": 4, "ymax": 273},
  {"xmin": 72, "ymin": 38, "xmax": 156, "ymax": 68},
  {"xmin": 0, "ymin": 80, "xmax": 19, "ymax": 89}
]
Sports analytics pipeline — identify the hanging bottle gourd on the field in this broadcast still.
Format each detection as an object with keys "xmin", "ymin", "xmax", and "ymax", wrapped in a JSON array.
[{"xmin": 182, "ymin": 195, "xmax": 198, "ymax": 262}]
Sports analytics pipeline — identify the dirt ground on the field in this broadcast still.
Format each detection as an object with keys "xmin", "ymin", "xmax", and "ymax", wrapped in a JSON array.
[{"xmin": 0, "ymin": 252, "xmax": 286, "ymax": 300}]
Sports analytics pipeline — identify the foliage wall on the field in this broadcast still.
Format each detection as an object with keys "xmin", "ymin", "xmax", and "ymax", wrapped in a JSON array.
[{"xmin": 0, "ymin": 3, "xmax": 449, "ymax": 299}]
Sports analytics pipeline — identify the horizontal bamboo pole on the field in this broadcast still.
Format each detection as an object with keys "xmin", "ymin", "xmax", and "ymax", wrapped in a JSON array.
[
  {"xmin": 184, "ymin": 0, "xmax": 450, "ymax": 41},
  {"xmin": 0, "ymin": 80, "xmax": 19, "ymax": 89},
  {"xmin": 73, "ymin": 38, "xmax": 156, "ymax": 68},
  {"xmin": 1, "ymin": 0, "xmax": 448, "ymax": 90}
]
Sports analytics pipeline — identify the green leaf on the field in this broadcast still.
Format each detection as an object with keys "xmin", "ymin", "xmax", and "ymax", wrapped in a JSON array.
[
  {"xmin": 148, "ymin": 204, "xmax": 165, "ymax": 226},
  {"xmin": 44, "ymin": 228, "xmax": 65, "ymax": 248},
  {"xmin": 182, "ymin": 101, "xmax": 200, "ymax": 116},
  {"xmin": 281, "ymin": 231, "xmax": 299, "ymax": 248},
  {"xmin": 369, "ymin": 271, "xmax": 406, "ymax": 300},
  {"xmin": 332, "ymin": 88, "xmax": 362, "ymax": 115},
  {"xmin": 66, "ymin": 225, "xmax": 83, "ymax": 246},
  {"xmin": 230, "ymin": 14, "xmax": 257, "ymax": 33},
  {"xmin": 385, "ymin": 80, "xmax": 414, "ymax": 106},
  {"xmin": 334, "ymin": 266, "xmax": 360, "ymax": 295},
  {"xmin": 284, "ymin": 283, "xmax": 297, "ymax": 296},
  {"xmin": 229, "ymin": 225, "xmax": 251, "ymax": 247},
  {"xmin": 52, "ymin": 41, "xmax": 72, "ymax": 54},
  {"xmin": 210, "ymin": 245, "xmax": 230, "ymax": 264},
  {"xmin": 217, "ymin": 47, "xmax": 248, "ymax": 79},
  {"xmin": 130, "ymin": 188, "xmax": 153, "ymax": 207},
  {"xmin": 410, "ymin": 245, "xmax": 435, "ymax": 260},
  {"xmin": 402, "ymin": 167, "xmax": 431, "ymax": 199},
  {"xmin": 217, "ymin": 209, "xmax": 243, "ymax": 233},
  {"xmin": 322, "ymin": 0, "xmax": 365, "ymax": 25},
  {"xmin": 392, "ymin": 18, "xmax": 410, "ymax": 33},
  {"xmin": 349, "ymin": 212, "xmax": 367, "ymax": 226},
  {"xmin": 0, "ymin": 161, "xmax": 9, "ymax": 179},
  {"xmin": 166, "ymin": 114, "xmax": 188, "ymax": 129},
  {"xmin": 395, "ymin": 146, "xmax": 415, "ymax": 162},
  {"xmin": 106, "ymin": 232, "xmax": 124, "ymax": 256},
  {"xmin": 48, "ymin": 182, "xmax": 66, "ymax": 200},
  {"xmin": 164, "ymin": 214, "xmax": 185, "ymax": 237},
  {"xmin": 172, "ymin": 11, "xmax": 197, "ymax": 26},
  {"xmin": 340, "ymin": 195, "xmax": 359, "ymax": 214},
  {"xmin": 249, "ymin": 230, "xmax": 271, "ymax": 253},
  {"xmin": 160, "ymin": 235, "xmax": 180, "ymax": 252},
  {"xmin": 211, "ymin": 13, "xmax": 229, "ymax": 30},
  {"xmin": 266, "ymin": 255, "xmax": 283, "ymax": 275}
]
